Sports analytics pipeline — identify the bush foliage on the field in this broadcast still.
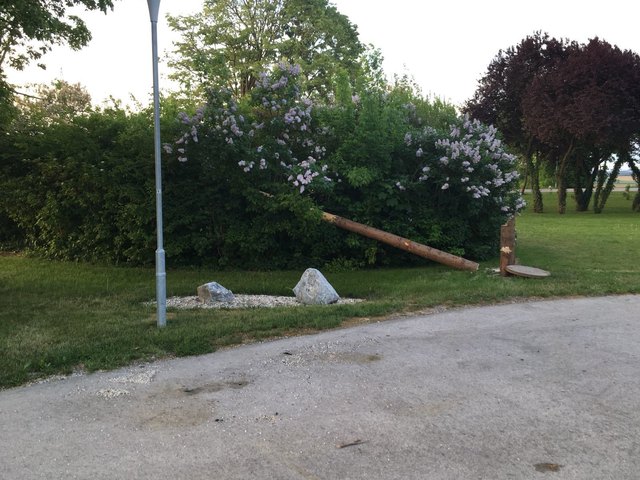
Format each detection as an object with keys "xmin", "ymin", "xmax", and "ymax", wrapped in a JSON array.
[{"xmin": 1, "ymin": 66, "xmax": 523, "ymax": 268}]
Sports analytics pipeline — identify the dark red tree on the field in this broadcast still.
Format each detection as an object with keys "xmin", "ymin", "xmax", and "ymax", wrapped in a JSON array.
[
  {"xmin": 465, "ymin": 32, "xmax": 570, "ymax": 213},
  {"xmin": 523, "ymin": 38, "xmax": 640, "ymax": 213}
]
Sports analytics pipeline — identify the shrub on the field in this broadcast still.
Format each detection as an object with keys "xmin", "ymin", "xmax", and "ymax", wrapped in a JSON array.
[
  {"xmin": 170, "ymin": 65, "xmax": 524, "ymax": 267},
  {"xmin": 401, "ymin": 116, "xmax": 525, "ymax": 258},
  {"xmin": 3, "ymin": 65, "xmax": 524, "ymax": 268},
  {"xmin": 166, "ymin": 63, "xmax": 344, "ymax": 268}
]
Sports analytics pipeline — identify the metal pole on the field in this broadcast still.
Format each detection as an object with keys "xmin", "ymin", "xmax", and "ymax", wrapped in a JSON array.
[{"xmin": 147, "ymin": 0, "xmax": 166, "ymax": 327}]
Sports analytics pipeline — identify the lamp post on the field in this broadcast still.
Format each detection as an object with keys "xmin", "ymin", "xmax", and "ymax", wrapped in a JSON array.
[{"xmin": 147, "ymin": 0, "xmax": 166, "ymax": 327}]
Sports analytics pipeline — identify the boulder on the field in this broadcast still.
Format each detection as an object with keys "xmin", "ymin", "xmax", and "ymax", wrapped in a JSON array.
[
  {"xmin": 197, "ymin": 281, "xmax": 235, "ymax": 304},
  {"xmin": 293, "ymin": 268, "xmax": 340, "ymax": 305}
]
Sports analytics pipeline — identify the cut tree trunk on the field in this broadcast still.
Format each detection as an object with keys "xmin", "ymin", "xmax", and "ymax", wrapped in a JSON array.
[
  {"xmin": 321, "ymin": 212, "xmax": 479, "ymax": 272},
  {"xmin": 499, "ymin": 217, "xmax": 516, "ymax": 276}
]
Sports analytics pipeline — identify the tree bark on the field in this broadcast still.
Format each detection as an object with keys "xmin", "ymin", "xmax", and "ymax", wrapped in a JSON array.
[
  {"xmin": 531, "ymin": 156, "xmax": 544, "ymax": 213},
  {"xmin": 573, "ymin": 162, "xmax": 586, "ymax": 211},
  {"xmin": 628, "ymin": 160, "xmax": 640, "ymax": 212},
  {"xmin": 321, "ymin": 212, "xmax": 479, "ymax": 271},
  {"xmin": 574, "ymin": 162, "xmax": 599, "ymax": 212},
  {"xmin": 557, "ymin": 175, "xmax": 568, "ymax": 214},
  {"xmin": 594, "ymin": 156, "xmax": 624, "ymax": 213},
  {"xmin": 520, "ymin": 171, "xmax": 528, "ymax": 196},
  {"xmin": 524, "ymin": 139, "xmax": 543, "ymax": 213},
  {"xmin": 556, "ymin": 139, "xmax": 575, "ymax": 214}
]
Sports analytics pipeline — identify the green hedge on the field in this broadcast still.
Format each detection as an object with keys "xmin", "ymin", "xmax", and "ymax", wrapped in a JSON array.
[{"xmin": 1, "ymin": 67, "xmax": 523, "ymax": 269}]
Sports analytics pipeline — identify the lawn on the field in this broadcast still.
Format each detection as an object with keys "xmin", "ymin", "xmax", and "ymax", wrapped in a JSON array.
[{"xmin": 0, "ymin": 192, "xmax": 638, "ymax": 389}]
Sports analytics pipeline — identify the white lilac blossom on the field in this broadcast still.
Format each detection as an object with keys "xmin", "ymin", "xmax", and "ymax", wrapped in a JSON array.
[
  {"xmin": 168, "ymin": 62, "xmax": 332, "ymax": 194},
  {"xmin": 168, "ymin": 106, "xmax": 206, "ymax": 161},
  {"xmin": 407, "ymin": 114, "xmax": 524, "ymax": 215},
  {"xmin": 404, "ymin": 133, "xmax": 412, "ymax": 146}
]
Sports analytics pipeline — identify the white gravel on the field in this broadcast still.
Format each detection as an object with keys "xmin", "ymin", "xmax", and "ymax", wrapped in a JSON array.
[
  {"xmin": 95, "ymin": 388, "xmax": 130, "ymax": 398},
  {"xmin": 152, "ymin": 295, "xmax": 364, "ymax": 310}
]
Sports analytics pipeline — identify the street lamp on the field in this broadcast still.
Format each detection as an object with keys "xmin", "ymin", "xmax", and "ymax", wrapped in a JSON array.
[{"xmin": 147, "ymin": 0, "xmax": 166, "ymax": 327}]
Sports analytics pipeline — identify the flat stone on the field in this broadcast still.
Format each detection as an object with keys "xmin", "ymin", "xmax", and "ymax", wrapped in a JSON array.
[
  {"xmin": 293, "ymin": 268, "xmax": 340, "ymax": 305},
  {"xmin": 505, "ymin": 265, "xmax": 551, "ymax": 278},
  {"xmin": 197, "ymin": 282, "xmax": 235, "ymax": 303}
]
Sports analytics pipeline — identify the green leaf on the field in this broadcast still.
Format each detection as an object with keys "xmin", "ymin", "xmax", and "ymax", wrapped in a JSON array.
[{"xmin": 345, "ymin": 166, "xmax": 376, "ymax": 187}]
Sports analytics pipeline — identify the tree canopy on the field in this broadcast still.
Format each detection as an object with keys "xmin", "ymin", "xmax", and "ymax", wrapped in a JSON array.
[
  {"xmin": 0, "ymin": 0, "xmax": 114, "ymax": 68},
  {"xmin": 466, "ymin": 33, "xmax": 640, "ymax": 213},
  {"xmin": 0, "ymin": 0, "xmax": 114, "ymax": 124},
  {"xmin": 464, "ymin": 32, "xmax": 570, "ymax": 213},
  {"xmin": 167, "ymin": 0, "xmax": 364, "ymax": 99},
  {"xmin": 12, "ymin": 79, "xmax": 93, "ymax": 131},
  {"xmin": 523, "ymin": 38, "xmax": 640, "ymax": 212}
]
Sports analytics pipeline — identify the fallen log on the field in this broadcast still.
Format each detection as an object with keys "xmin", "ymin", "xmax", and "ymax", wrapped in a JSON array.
[
  {"xmin": 321, "ymin": 211, "xmax": 479, "ymax": 272},
  {"xmin": 257, "ymin": 191, "xmax": 479, "ymax": 271}
]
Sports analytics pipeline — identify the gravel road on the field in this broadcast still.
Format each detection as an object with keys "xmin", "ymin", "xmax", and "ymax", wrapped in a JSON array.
[{"xmin": 1, "ymin": 295, "xmax": 639, "ymax": 479}]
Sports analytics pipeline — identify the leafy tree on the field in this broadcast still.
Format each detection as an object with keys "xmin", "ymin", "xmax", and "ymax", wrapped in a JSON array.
[
  {"xmin": 468, "ymin": 33, "xmax": 640, "ymax": 214},
  {"xmin": 464, "ymin": 32, "xmax": 570, "ymax": 213},
  {"xmin": 522, "ymin": 38, "xmax": 640, "ymax": 213},
  {"xmin": 13, "ymin": 79, "xmax": 92, "ymax": 128},
  {"xmin": 167, "ymin": 0, "xmax": 363, "ymax": 99},
  {"xmin": 0, "ymin": 0, "xmax": 114, "ymax": 71},
  {"xmin": 0, "ymin": 80, "xmax": 93, "ymax": 247},
  {"xmin": 0, "ymin": 0, "xmax": 115, "ymax": 124}
]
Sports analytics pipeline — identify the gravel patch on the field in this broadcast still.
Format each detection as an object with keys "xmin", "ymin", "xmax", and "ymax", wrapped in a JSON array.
[
  {"xmin": 96, "ymin": 388, "xmax": 130, "ymax": 398},
  {"xmin": 150, "ymin": 295, "xmax": 364, "ymax": 310},
  {"xmin": 109, "ymin": 369, "xmax": 157, "ymax": 385}
]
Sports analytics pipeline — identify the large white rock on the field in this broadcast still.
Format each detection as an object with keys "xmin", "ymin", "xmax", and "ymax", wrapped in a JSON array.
[
  {"xmin": 197, "ymin": 281, "xmax": 235, "ymax": 304},
  {"xmin": 293, "ymin": 268, "xmax": 340, "ymax": 305}
]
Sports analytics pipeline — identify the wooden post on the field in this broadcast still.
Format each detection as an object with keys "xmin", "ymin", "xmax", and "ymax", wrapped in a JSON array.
[
  {"xmin": 499, "ymin": 217, "xmax": 516, "ymax": 276},
  {"xmin": 321, "ymin": 212, "xmax": 479, "ymax": 272}
]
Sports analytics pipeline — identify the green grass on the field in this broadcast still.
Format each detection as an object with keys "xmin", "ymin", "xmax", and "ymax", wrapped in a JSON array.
[{"xmin": 1, "ymin": 192, "xmax": 638, "ymax": 389}]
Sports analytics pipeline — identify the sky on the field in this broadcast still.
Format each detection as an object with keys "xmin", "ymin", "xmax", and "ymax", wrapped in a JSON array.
[{"xmin": 6, "ymin": 0, "xmax": 640, "ymax": 108}]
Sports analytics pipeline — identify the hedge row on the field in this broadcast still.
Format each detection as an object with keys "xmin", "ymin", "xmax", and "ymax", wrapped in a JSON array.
[{"xmin": 0, "ymin": 68, "xmax": 524, "ymax": 269}]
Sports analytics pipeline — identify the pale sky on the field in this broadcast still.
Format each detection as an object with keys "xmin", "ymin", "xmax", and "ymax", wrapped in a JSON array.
[{"xmin": 6, "ymin": 0, "xmax": 640, "ymax": 108}]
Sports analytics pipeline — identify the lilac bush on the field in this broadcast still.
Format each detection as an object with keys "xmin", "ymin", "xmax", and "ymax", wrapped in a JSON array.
[
  {"xmin": 168, "ymin": 63, "xmax": 332, "ymax": 195},
  {"xmin": 313, "ymin": 77, "xmax": 524, "ymax": 260},
  {"xmin": 403, "ymin": 114, "xmax": 525, "ymax": 217},
  {"xmin": 164, "ymin": 67, "xmax": 525, "ymax": 266}
]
